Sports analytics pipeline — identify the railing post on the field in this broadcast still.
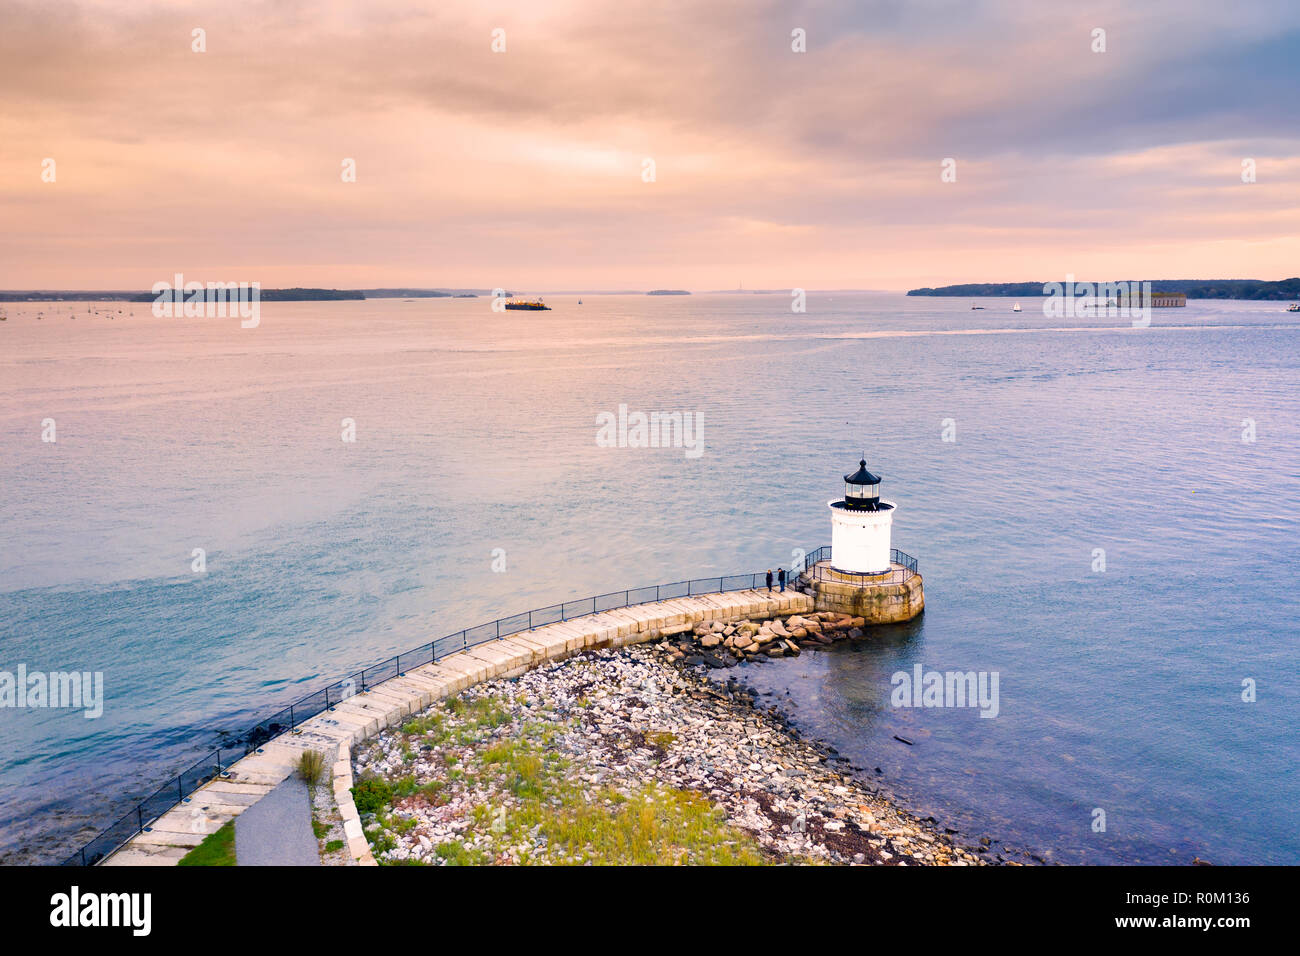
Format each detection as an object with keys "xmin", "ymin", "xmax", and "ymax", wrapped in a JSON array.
[
  {"xmin": 528, "ymin": 610, "xmax": 532, "ymax": 629},
  {"xmin": 178, "ymin": 777, "xmax": 183, "ymax": 802},
  {"xmin": 289, "ymin": 704, "xmax": 295, "ymax": 731},
  {"xmin": 430, "ymin": 640, "xmax": 436, "ymax": 664},
  {"xmin": 624, "ymin": 589, "xmax": 629, "ymax": 606},
  {"xmin": 325, "ymin": 686, "xmax": 330, "ymax": 710},
  {"xmin": 136, "ymin": 805, "xmax": 143, "ymax": 833},
  {"xmin": 496, "ymin": 619, "xmax": 501, "ymax": 639},
  {"xmin": 396, "ymin": 654, "xmax": 400, "ymax": 676},
  {"xmin": 360, "ymin": 668, "xmax": 366, "ymax": 692}
]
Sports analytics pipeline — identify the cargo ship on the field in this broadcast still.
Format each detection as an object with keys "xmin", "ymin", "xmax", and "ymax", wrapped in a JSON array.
[{"xmin": 504, "ymin": 298, "xmax": 551, "ymax": 311}]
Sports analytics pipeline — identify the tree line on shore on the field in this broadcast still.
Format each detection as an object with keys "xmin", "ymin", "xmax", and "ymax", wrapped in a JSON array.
[{"xmin": 908, "ymin": 278, "xmax": 1300, "ymax": 300}]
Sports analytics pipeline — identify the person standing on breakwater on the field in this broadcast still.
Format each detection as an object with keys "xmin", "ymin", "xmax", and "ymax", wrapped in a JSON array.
[
  {"xmin": 766, "ymin": 569, "xmax": 773, "ymax": 592},
  {"xmin": 778, "ymin": 568, "xmax": 786, "ymax": 592}
]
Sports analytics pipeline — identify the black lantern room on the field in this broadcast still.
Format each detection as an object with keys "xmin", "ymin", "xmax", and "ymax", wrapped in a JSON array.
[{"xmin": 843, "ymin": 458, "xmax": 883, "ymax": 511}]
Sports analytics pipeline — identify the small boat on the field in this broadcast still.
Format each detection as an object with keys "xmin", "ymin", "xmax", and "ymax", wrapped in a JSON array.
[
  {"xmin": 1288, "ymin": 303, "xmax": 1299, "ymax": 312},
  {"xmin": 970, "ymin": 301, "xmax": 984, "ymax": 310},
  {"xmin": 578, "ymin": 299, "xmax": 582, "ymax": 305},
  {"xmin": 1012, "ymin": 302, "xmax": 1022, "ymax": 312},
  {"xmin": 504, "ymin": 298, "xmax": 551, "ymax": 311}
]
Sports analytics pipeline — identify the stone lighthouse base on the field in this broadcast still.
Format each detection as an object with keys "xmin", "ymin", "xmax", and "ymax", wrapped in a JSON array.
[{"xmin": 798, "ymin": 560, "xmax": 924, "ymax": 624}]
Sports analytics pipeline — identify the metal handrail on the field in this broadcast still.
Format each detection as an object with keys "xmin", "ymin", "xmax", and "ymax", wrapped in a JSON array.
[
  {"xmin": 798, "ymin": 547, "xmax": 919, "ymax": 586},
  {"xmin": 56, "ymin": 547, "xmax": 820, "ymax": 864},
  {"xmin": 62, "ymin": 544, "xmax": 917, "ymax": 865}
]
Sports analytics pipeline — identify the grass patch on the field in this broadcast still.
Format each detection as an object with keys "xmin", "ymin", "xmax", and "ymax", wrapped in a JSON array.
[
  {"xmin": 311, "ymin": 816, "xmax": 330, "ymax": 839},
  {"xmin": 417, "ymin": 780, "xmax": 446, "ymax": 801},
  {"xmin": 297, "ymin": 749, "xmax": 327, "ymax": 787},
  {"xmin": 435, "ymin": 839, "xmax": 491, "ymax": 865},
  {"xmin": 365, "ymin": 826, "xmax": 397, "ymax": 855},
  {"xmin": 178, "ymin": 820, "xmax": 236, "ymax": 867},
  {"xmin": 352, "ymin": 775, "xmax": 394, "ymax": 814},
  {"xmin": 519, "ymin": 783, "xmax": 767, "ymax": 865},
  {"xmin": 483, "ymin": 739, "xmax": 547, "ymax": 797},
  {"xmin": 325, "ymin": 839, "xmax": 344, "ymax": 853},
  {"xmin": 367, "ymin": 701, "xmax": 771, "ymax": 866},
  {"xmin": 402, "ymin": 713, "xmax": 441, "ymax": 735}
]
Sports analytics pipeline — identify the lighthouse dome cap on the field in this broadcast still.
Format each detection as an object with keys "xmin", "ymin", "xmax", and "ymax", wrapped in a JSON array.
[{"xmin": 844, "ymin": 458, "xmax": 882, "ymax": 484}]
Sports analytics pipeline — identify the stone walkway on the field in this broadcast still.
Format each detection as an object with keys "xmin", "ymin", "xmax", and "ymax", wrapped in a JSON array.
[
  {"xmin": 102, "ymin": 587, "xmax": 811, "ymax": 866},
  {"xmin": 233, "ymin": 774, "xmax": 320, "ymax": 866}
]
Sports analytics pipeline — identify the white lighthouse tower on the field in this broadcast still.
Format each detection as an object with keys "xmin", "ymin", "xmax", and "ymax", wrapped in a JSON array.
[
  {"xmin": 829, "ymin": 457, "xmax": 894, "ymax": 574},
  {"xmin": 801, "ymin": 456, "xmax": 923, "ymax": 623}
]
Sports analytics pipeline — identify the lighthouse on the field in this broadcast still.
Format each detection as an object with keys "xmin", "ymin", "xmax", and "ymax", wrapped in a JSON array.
[
  {"xmin": 800, "ymin": 456, "xmax": 925, "ymax": 624},
  {"xmin": 829, "ymin": 458, "xmax": 895, "ymax": 574}
]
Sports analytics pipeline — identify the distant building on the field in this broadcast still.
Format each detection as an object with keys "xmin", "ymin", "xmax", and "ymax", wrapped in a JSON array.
[{"xmin": 1118, "ymin": 289, "xmax": 1187, "ymax": 308}]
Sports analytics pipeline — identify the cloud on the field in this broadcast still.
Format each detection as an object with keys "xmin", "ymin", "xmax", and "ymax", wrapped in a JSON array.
[{"xmin": 1, "ymin": 0, "xmax": 1299, "ymax": 288}]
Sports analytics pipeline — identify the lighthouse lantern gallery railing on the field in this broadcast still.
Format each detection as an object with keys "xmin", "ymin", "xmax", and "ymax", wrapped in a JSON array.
[
  {"xmin": 62, "ymin": 543, "xmax": 917, "ymax": 866},
  {"xmin": 802, "ymin": 545, "xmax": 920, "ymax": 586}
]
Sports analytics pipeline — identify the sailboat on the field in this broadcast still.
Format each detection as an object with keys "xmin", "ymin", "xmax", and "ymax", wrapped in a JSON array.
[
  {"xmin": 1013, "ymin": 302, "xmax": 1022, "ymax": 312},
  {"xmin": 1288, "ymin": 303, "xmax": 1299, "ymax": 312}
]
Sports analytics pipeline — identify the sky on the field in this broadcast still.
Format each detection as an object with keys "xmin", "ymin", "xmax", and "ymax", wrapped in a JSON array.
[{"xmin": 2, "ymin": 0, "xmax": 1299, "ymax": 291}]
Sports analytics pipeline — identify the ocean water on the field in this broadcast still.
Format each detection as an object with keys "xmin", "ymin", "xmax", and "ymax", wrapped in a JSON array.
[{"xmin": 1, "ymin": 293, "xmax": 1297, "ymax": 865}]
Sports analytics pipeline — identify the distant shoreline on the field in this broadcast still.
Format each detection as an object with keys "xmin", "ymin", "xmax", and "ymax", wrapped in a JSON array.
[
  {"xmin": 6, "ymin": 283, "xmax": 1300, "ymax": 304},
  {"xmin": 0, "ymin": 288, "xmax": 484, "ymax": 303},
  {"xmin": 909, "ymin": 279, "xmax": 1300, "ymax": 301}
]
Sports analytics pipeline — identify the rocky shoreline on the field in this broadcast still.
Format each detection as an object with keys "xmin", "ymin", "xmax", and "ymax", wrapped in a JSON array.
[
  {"xmin": 665, "ymin": 607, "xmax": 871, "ymax": 667},
  {"xmin": 351, "ymin": 606, "xmax": 1021, "ymax": 865}
]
